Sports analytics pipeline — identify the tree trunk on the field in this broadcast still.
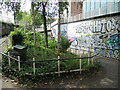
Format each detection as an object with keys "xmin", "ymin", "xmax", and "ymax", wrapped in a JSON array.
[
  {"xmin": 14, "ymin": 12, "xmax": 16, "ymax": 24},
  {"xmin": 32, "ymin": 2, "xmax": 36, "ymax": 45},
  {"xmin": 42, "ymin": 3, "xmax": 48, "ymax": 48},
  {"xmin": 57, "ymin": 2, "xmax": 61, "ymax": 53}
]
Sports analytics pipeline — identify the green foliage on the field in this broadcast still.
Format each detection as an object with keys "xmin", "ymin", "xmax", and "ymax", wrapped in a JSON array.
[
  {"xmin": 82, "ymin": 59, "xmax": 101, "ymax": 72},
  {"xmin": 34, "ymin": 9, "xmax": 43, "ymax": 25},
  {"xmin": 4, "ymin": 27, "xmax": 101, "ymax": 87},
  {"xmin": 59, "ymin": 2, "xmax": 69, "ymax": 16},
  {"xmin": 15, "ymin": 11, "xmax": 23, "ymax": 21},
  {"xmin": 9, "ymin": 27, "xmax": 26, "ymax": 45},
  {"xmin": 2, "ymin": 51, "xmax": 101, "ymax": 76},
  {"xmin": 2, "ymin": 49, "xmax": 101, "ymax": 87},
  {"xmin": 21, "ymin": 11, "xmax": 32, "ymax": 25},
  {"xmin": 48, "ymin": 38, "xmax": 57, "ymax": 50},
  {"xmin": 20, "ymin": 10, "xmax": 43, "ymax": 26},
  {"xmin": 23, "ymin": 31, "xmax": 34, "ymax": 46},
  {"xmin": 60, "ymin": 36, "xmax": 72, "ymax": 52}
]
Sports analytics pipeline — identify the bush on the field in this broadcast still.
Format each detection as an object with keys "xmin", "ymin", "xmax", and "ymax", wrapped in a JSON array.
[
  {"xmin": 60, "ymin": 36, "xmax": 72, "ymax": 52},
  {"xmin": 48, "ymin": 38, "xmax": 57, "ymax": 50},
  {"xmin": 9, "ymin": 27, "xmax": 26, "ymax": 45}
]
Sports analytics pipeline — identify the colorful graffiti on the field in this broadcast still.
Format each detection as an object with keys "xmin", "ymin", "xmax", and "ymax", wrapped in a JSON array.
[
  {"xmin": 107, "ymin": 34, "xmax": 120, "ymax": 50},
  {"xmin": 61, "ymin": 24, "xmax": 68, "ymax": 37},
  {"xmin": 51, "ymin": 15, "xmax": 120, "ymax": 59}
]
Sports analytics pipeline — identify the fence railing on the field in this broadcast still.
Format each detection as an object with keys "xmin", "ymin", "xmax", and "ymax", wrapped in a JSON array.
[
  {"xmin": 1, "ymin": 47, "xmax": 99, "ymax": 76},
  {"xmin": 1, "ymin": 43, "xmax": 119, "ymax": 76}
]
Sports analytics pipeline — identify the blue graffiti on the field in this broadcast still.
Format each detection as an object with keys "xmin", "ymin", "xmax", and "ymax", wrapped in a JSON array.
[{"xmin": 107, "ymin": 34, "xmax": 120, "ymax": 50}]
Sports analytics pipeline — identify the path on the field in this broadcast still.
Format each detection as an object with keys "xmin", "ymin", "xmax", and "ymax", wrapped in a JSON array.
[
  {"xmin": 0, "ymin": 37, "xmax": 19, "ymax": 89},
  {"xmin": 1, "ymin": 56, "xmax": 119, "ymax": 88},
  {"xmin": 38, "ymin": 56, "xmax": 118, "ymax": 88}
]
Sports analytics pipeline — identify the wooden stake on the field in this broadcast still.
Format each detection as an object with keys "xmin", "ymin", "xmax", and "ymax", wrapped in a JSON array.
[
  {"xmin": 92, "ymin": 52, "xmax": 94, "ymax": 65},
  {"xmin": 58, "ymin": 56, "xmax": 60, "ymax": 77},
  {"xmin": 8, "ymin": 52, "xmax": 11, "ymax": 66},
  {"xmin": 79, "ymin": 54, "xmax": 82, "ymax": 74},
  {"xmin": 88, "ymin": 47, "xmax": 90, "ymax": 65},
  {"xmin": 33, "ymin": 58, "xmax": 36, "ymax": 74},
  {"xmin": 18, "ymin": 56, "xmax": 20, "ymax": 71}
]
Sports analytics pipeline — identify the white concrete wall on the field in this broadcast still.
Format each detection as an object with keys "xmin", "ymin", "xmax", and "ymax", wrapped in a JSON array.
[{"xmin": 51, "ymin": 15, "xmax": 120, "ymax": 50}]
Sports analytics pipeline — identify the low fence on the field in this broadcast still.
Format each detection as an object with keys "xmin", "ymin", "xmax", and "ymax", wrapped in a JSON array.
[
  {"xmin": 1, "ymin": 37, "xmax": 119, "ymax": 76},
  {"xmin": 1, "ymin": 47, "xmax": 98, "ymax": 76}
]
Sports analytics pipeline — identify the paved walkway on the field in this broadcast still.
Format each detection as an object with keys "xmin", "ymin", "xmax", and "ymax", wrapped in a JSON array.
[{"xmin": 1, "ymin": 56, "xmax": 119, "ymax": 89}]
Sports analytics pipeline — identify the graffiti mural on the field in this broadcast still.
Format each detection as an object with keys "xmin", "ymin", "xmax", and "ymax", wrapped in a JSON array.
[
  {"xmin": 107, "ymin": 34, "xmax": 120, "ymax": 50},
  {"xmin": 61, "ymin": 24, "xmax": 68, "ymax": 37},
  {"xmin": 51, "ymin": 15, "xmax": 120, "ymax": 59}
]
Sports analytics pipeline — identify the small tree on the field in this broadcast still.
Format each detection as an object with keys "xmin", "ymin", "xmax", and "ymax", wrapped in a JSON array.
[
  {"xmin": 32, "ymin": 1, "xmax": 58, "ymax": 48},
  {"xmin": 60, "ymin": 36, "xmax": 72, "ymax": 52},
  {"xmin": 57, "ymin": 1, "xmax": 68, "ymax": 53}
]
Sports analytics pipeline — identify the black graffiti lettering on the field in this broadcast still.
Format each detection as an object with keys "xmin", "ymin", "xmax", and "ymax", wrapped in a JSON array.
[
  {"xmin": 111, "ymin": 18, "xmax": 116, "ymax": 30},
  {"xmin": 107, "ymin": 20, "xmax": 112, "ymax": 32},
  {"xmin": 101, "ymin": 19, "xmax": 106, "ymax": 33}
]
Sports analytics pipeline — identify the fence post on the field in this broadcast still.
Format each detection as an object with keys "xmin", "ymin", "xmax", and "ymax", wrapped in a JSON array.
[
  {"xmin": 71, "ymin": 48, "xmax": 73, "ymax": 53},
  {"xmin": 78, "ymin": 47, "xmax": 80, "ymax": 56},
  {"xmin": 91, "ymin": 51, "xmax": 94, "ymax": 65},
  {"xmin": 77, "ymin": 47, "xmax": 79, "ymax": 55},
  {"xmin": 69, "ymin": 48, "xmax": 71, "ymax": 53},
  {"xmin": 58, "ymin": 56, "xmax": 60, "ymax": 77},
  {"xmin": 79, "ymin": 54, "xmax": 82, "ymax": 74},
  {"xmin": 33, "ymin": 58, "xmax": 36, "ymax": 75},
  {"xmin": 18, "ymin": 56, "xmax": 20, "ymax": 71},
  {"xmin": 88, "ymin": 47, "xmax": 90, "ymax": 65},
  {"xmin": 82, "ymin": 47, "xmax": 84, "ymax": 57},
  {"xmin": 8, "ymin": 52, "xmax": 11, "ymax": 66},
  {"xmin": 75, "ymin": 46, "xmax": 76, "ymax": 54}
]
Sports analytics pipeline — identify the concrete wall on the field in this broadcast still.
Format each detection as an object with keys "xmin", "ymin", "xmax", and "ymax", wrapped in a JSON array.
[{"xmin": 51, "ymin": 14, "xmax": 120, "ymax": 58}]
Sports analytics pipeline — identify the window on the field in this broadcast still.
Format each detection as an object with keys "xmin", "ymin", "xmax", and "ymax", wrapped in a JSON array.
[
  {"xmin": 91, "ymin": 0, "xmax": 95, "ymax": 10},
  {"xmin": 82, "ymin": 1, "xmax": 87, "ymax": 13},
  {"xmin": 107, "ymin": 0, "xmax": 114, "ymax": 5},
  {"xmin": 115, "ymin": 0, "xmax": 120, "ymax": 3},
  {"xmin": 101, "ymin": 0, "xmax": 107, "ymax": 8},
  {"xmin": 95, "ymin": 0, "xmax": 101, "ymax": 9},
  {"xmin": 87, "ymin": 0, "xmax": 91, "ymax": 12}
]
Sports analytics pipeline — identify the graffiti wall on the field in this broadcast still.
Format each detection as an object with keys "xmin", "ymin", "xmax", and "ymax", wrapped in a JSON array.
[{"xmin": 51, "ymin": 15, "xmax": 120, "ymax": 58}]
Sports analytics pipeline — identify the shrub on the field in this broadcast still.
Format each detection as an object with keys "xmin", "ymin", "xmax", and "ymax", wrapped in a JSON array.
[
  {"xmin": 9, "ymin": 27, "xmax": 26, "ymax": 45},
  {"xmin": 60, "ymin": 36, "xmax": 72, "ymax": 52},
  {"xmin": 48, "ymin": 38, "xmax": 57, "ymax": 50}
]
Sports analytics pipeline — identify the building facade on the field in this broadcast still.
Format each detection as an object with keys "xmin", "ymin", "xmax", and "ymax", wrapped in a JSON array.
[
  {"xmin": 70, "ymin": 1, "xmax": 82, "ymax": 16},
  {"xmin": 51, "ymin": 0, "xmax": 120, "ymax": 59}
]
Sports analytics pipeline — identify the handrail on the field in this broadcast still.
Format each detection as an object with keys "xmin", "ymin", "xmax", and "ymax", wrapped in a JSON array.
[{"xmin": 0, "ymin": 52, "xmax": 19, "ymax": 62}]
